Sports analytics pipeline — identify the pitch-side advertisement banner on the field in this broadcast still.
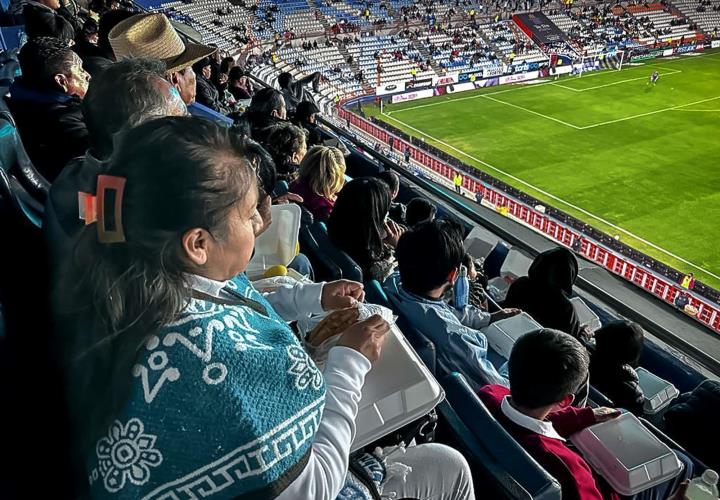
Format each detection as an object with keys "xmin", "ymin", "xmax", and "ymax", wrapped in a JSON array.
[
  {"xmin": 391, "ymin": 89, "xmax": 434, "ymax": 103},
  {"xmin": 375, "ymin": 81, "xmax": 406, "ymax": 96},
  {"xmin": 499, "ymin": 71, "xmax": 540, "ymax": 85}
]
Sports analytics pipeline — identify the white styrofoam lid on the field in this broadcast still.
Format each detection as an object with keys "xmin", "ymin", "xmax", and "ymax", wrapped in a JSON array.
[
  {"xmin": 483, "ymin": 312, "xmax": 542, "ymax": 359},
  {"xmin": 246, "ymin": 204, "xmax": 301, "ymax": 278},
  {"xmin": 571, "ymin": 412, "xmax": 681, "ymax": 495},
  {"xmin": 570, "ymin": 297, "xmax": 601, "ymax": 331},
  {"xmin": 352, "ymin": 324, "xmax": 444, "ymax": 451},
  {"xmin": 500, "ymin": 248, "xmax": 533, "ymax": 278},
  {"xmin": 463, "ymin": 226, "xmax": 501, "ymax": 260},
  {"xmin": 636, "ymin": 367, "xmax": 679, "ymax": 414}
]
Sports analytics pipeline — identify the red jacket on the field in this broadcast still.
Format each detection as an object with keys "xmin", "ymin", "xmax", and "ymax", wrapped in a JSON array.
[{"xmin": 478, "ymin": 385, "xmax": 620, "ymax": 500}]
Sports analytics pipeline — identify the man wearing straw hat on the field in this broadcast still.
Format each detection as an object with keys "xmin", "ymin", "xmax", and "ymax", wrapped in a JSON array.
[{"xmin": 108, "ymin": 13, "xmax": 215, "ymax": 109}]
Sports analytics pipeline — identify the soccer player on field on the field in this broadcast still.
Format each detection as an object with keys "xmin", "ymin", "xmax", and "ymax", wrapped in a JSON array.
[{"xmin": 649, "ymin": 70, "xmax": 659, "ymax": 85}]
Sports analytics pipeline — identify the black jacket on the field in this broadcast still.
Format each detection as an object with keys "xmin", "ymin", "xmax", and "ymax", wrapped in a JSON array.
[
  {"xmin": 23, "ymin": 1, "xmax": 76, "ymax": 41},
  {"xmin": 589, "ymin": 356, "xmax": 645, "ymax": 414},
  {"xmin": 280, "ymin": 72, "xmax": 320, "ymax": 114},
  {"xmin": 504, "ymin": 247, "xmax": 582, "ymax": 337},
  {"xmin": 7, "ymin": 80, "xmax": 89, "ymax": 182},
  {"xmin": 195, "ymin": 75, "xmax": 230, "ymax": 115},
  {"xmin": 664, "ymin": 380, "xmax": 720, "ymax": 470}
]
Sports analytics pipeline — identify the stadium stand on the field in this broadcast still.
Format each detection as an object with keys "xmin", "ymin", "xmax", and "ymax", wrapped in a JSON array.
[{"xmin": 1, "ymin": 0, "xmax": 719, "ymax": 498}]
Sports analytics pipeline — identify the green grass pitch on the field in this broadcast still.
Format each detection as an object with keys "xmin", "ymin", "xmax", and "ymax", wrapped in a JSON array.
[{"xmin": 368, "ymin": 51, "xmax": 720, "ymax": 289}]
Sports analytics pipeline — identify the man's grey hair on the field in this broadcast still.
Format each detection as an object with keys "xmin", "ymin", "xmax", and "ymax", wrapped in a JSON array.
[{"xmin": 82, "ymin": 58, "xmax": 186, "ymax": 159}]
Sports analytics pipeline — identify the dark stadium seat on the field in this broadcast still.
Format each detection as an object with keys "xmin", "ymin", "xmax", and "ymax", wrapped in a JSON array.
[
  {"xmin": 299, "ymin": 223, "xmax": 342, "ymax": 282},
  {"xmin": 440, "ymin": 372, "xmax": 562, "ymax": 500},
  {"xmin": 483, "ymin": 241, "xmax": 511, "ymax": 279},
  {"xmin": 0, "ymin": 113, "xmax": 46, "ymax": 229},
  {"xmin": 396, "ymin": 312, "xmax": 437, "ymax": 375},
  {"xmin": 0, "ymin": 102, "xmax": 50, "ymax": 200},
  {"xmin": 307, "ymin": 222, "xmax": 363, "ymax": 282}
]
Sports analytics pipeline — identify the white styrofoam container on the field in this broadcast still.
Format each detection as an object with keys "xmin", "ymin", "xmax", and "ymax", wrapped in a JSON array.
[
  {"xmin": 352, "ymin": 323, "xmax": 444, "ymax": 451},
  {"xmin": 636, "ymin": 367, "xmax": 680, "ymax": 415},
  {"xmin": 500, "ymin": 248, "xmax": 533, "ymax": 280},
  {"xmin": 463, "ymin": 226, "xmax": 501, "ymax": 260},
  {"xmin": 481, "ymin": 312, "xmax": 542, "ymax": 360},
  {"xmin": 246, "ymin": 204, "xmax": 301, "ymax": 280},
  {"xmin": 570, "ymin": 412, "xmax": 683, "ymax": 496},
  {"xmin": 570, "ymin": 297, "xmax": 602, "ymax": 332}
]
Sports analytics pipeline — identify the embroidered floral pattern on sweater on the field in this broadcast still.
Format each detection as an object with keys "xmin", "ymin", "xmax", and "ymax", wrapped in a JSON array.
[
  {"xmin": 96, "ymin": 418, "xmax": 163, "ymax": 493},
  {"xmin": 287, "ymin": 344, "xmax": 323, "ymax": 390}
]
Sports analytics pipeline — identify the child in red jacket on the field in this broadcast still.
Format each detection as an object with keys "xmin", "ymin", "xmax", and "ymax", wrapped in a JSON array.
[{"xmin": 478, "ymin": 329, "xmax": 692, "ymax": 500}]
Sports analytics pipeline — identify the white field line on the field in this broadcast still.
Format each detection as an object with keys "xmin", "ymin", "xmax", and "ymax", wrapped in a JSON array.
[
  {"xmin": 479, "ymin": 94, "xmax": 582, "ymax": 129},
  {"xmin": 551, "ymin": 68, "xmax": 682, "ymax": 92},
  {"xmin": 671, "ymin": 108, "xmax": 720, "ymax": 112},
  {"xmin": 379, "ymin": 111, "xmax": 720, "ymax": 280},
  {"xmin": 579, "ymin": 95, "xmax": 720, "ymax": 129}
]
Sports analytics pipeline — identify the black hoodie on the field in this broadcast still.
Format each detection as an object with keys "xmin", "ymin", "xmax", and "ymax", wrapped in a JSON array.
[{"xmin": 504, "ymin": 247, "xmax": 582, "ymax": 337}]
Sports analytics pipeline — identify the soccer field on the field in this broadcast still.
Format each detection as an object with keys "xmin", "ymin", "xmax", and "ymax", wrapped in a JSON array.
[{"xmin": 370, "ymin": 51, "xmax": 720, "ymax": 289}]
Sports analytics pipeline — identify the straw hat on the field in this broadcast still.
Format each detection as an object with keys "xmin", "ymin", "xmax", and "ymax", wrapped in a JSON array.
[{"xmin": 108, "ymin": 13, "xmax": 215, "ymax": 74}]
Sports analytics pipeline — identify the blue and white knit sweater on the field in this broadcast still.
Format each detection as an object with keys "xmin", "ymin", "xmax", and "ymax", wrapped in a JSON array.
[{"xmin": 86, "ymin": 274, "xmax": 327, "ymax": 499}]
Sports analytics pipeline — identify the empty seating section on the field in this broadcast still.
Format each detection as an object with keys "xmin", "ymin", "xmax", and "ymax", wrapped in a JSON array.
[
  {"xmin": 629, "ymin": 7, "xmax": 698, "ymax": 44},
  {"xmin": 672, "ymin": 0, "xmax": 720, "ymax": 35},
  {"xmin": 419, "ymin": 29, "xmax": 502, "ymax": 74},
  {"xmin": 159, "ymin": 0, "xmax": 254, "ymax": 52},
  {"xmin": 346, "ymin": 35, "xmax": 434, "ymax": 85},
  {"xmin": 275, "ymin": 42, "xmax": 363, "ymax": 99}
]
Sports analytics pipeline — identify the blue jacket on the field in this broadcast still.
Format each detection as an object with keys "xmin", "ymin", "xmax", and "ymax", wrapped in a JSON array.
[{"xmin": 384, "ymin": 273, "xmax": 508, "ymax": 389}]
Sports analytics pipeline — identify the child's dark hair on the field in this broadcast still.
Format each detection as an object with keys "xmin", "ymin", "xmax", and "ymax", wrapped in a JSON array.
[
  {"xmin": 509, "ymin": 329, "xmax": 590, "ymax": 409},
  {"xmin": 377, "ymin": 170, "xmax": 400, "ymax": 196},
  {"xmin": 405, "ymin": 197, "xmax": 437, "ymax": 227},
  {"xmin": 395, "ymin": 219, "xmax": 465, "ymax": 296},
  {"xmin": 60, "ymin": 116, "xmax": 255, "ymax": 455},
  {"xmin": 594, "ymin": 320, "xmax": 644, "ymax": 367}
]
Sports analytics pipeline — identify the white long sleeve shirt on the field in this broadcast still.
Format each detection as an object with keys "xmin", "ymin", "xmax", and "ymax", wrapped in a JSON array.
[{"xmin": 189, "ymin": 274, "xmax": 371, "ymax": 500}]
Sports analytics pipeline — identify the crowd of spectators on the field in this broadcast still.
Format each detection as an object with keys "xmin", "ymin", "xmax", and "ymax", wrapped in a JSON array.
[{"xmin": 1, "ymin": 2, "xmax": 719, "ymax": 498}]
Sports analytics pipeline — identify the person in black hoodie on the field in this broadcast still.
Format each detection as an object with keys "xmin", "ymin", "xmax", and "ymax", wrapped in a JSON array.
[
  {"xmin": 590, "ymin": 320, "xmax": 646, "ymax": 414},
  {"xmin": 23, "ymin": 0, "xmax": 78, "ymax": 41},
  {"xmin": 504, "ymin": 247, "xmax": 583, "ymax": 338},
  {"xmin": 7, "ymin": 37, "xmax": 90, "ymax": 181}
]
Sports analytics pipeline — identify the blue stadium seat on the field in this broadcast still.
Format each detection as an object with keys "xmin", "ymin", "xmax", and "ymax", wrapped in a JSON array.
[
  {"xmin": 307, "ymin": 222, "xmax": 363, "ymax": 282},
  {"xmin": 298, "ymin": 224, "xmax": 342, "ymax": 282},
  {"xmin": 483, "ymin": 241, "xmax": 511, "ymax": 279},
  {"xmin": 396, "ymin": 312, "xmax": 437, "ymax": 375},
  {"xmin": 0, "ymin": 111, "xmax": 47, "ymax": 229},
  {"xmin": 364, "ymin": 279, "xmax": 390, "ymax": 307},
  {"xmin": 440, "ymin": 372, "xmax": 562, "ymax": 500}
]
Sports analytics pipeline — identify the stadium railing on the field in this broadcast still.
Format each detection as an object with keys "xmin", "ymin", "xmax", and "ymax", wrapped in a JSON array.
[{"xmin": 333, "ymin": 103, "xmax": 720, "ymax": 336}]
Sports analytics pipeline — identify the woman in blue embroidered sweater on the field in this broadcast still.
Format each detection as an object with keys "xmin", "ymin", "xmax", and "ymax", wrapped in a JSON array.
[{"xmin": 58, "ymin": 116, "xmax": 474, "ymax": 500}]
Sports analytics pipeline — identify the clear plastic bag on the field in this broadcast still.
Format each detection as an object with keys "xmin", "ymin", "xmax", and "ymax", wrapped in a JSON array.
[{"xmin": 300, "ymin": 303, "xmax": 396, "ymax": 370}]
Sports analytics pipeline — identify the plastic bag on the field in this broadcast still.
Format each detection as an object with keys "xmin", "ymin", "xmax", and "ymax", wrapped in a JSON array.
[{"xmin": 300, "ymin": 303, "xmax": 395, "ymax": 370}]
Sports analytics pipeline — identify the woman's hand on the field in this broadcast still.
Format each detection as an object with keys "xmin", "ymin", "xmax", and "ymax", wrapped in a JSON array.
[
  {"xmin": 383, "ymin": 219, "xmax": 404, "ymax": 247},
  {"xmin": 337, "ymin": 315, "xmax": 389, "ymax": 362},
  {"xmin": 322, "ymin": 280, "xmax": 365, "ymax": 310}
]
